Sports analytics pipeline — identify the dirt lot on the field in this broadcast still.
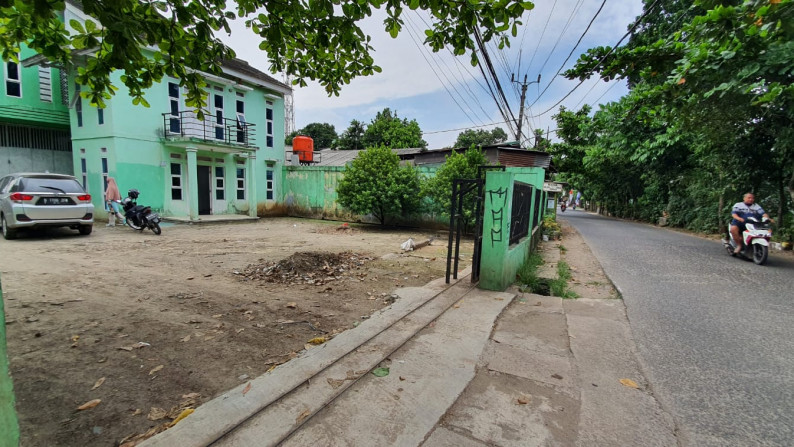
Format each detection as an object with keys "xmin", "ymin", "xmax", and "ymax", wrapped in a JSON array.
[{"xmin": 0, "ymin": 218, "xmax": 472, "ymax": 446}]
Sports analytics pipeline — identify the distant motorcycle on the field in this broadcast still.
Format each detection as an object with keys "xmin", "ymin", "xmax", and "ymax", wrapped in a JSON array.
[
  {"xmin": 723, "ymin": 216, "xmax": 771, "ymax": 265},
  {"xmin": 122, "ymin": 189, "xmax": 162, "ymax": 235},
  {"xmin": 560, "ymin": 202, "xmax": 567, "ymax": 212}
]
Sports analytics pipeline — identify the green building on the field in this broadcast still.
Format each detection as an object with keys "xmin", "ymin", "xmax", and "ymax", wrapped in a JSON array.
[{"xmin": 2, "ymin": 2, "xmax": 289, "ymax": 221}]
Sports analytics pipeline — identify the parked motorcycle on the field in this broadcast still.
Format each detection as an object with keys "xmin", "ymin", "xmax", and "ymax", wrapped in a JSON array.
[
  {"xmin": 723, "ymin": 216, "xmax": 771, "ymax": 265},
  {"xmin": 122, "ymin": 189, "xmax": 162, "ymax": 235}
]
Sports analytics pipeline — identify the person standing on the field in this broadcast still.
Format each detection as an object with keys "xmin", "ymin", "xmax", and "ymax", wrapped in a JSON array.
[{"xmin": 105, "ymin": 177, "xmax": 124, "ymax": 227}]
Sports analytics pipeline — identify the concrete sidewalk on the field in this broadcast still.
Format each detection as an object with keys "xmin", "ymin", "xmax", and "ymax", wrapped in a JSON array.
[{"xmin": 426, "ymin": 294, "xmax": 677, "ymax": 446}]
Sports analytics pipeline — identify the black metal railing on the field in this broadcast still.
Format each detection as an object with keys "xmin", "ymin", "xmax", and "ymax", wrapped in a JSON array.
[
  {"xmin": 162, "ymin": 110, "xmax": 256, "ymax": 148},
  {"xmin": 509, "ymin": 181, "xmax": 533, "ymax": 245}
]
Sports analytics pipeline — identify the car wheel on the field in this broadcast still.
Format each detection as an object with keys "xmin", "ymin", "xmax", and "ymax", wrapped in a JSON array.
[
  {"xmin": 78, "ymin": 225, "xmax": 93, "ymax": 236},
  {"xmin": 1, "ymin": 214, "xmax": 18, "ymax": 240}
]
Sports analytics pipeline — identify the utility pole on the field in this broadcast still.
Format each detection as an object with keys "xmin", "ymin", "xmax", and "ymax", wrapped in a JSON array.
[{"xmin": 511, "ymin": 73, "xmax": 541, "ymax": 146}]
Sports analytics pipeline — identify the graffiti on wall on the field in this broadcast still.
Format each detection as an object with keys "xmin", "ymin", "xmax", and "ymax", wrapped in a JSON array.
[{"xmin": 487, "ymin": 187, "xmax": 508, "ymax": 247}]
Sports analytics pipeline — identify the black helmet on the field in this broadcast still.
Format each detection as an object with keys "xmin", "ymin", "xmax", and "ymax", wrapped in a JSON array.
[{"xmin": 128, "ymin": 189, "xmax": 140, "ymax": 199}]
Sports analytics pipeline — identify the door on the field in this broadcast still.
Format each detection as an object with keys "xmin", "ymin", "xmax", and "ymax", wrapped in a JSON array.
[{"xmin": 198, "ymin": 165, "xmax": 211, "ymax": 215}]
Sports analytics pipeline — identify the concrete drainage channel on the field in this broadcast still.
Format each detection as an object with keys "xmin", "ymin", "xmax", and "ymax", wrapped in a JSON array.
[{"xmin": 141, "ymin": 267, "xmax": 515, "ymax": 447}]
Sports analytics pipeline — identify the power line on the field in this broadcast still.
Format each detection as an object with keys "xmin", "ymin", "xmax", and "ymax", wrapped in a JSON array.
[
  {"xmin": 404, "ymin": 15, "xmax": 491, "ymax": 124},
  {"xmin": 424, "ymin": 120, "xmax": 512, "ymax": 134},
  {"xmin": 532, "ymin": 0, "xmax": 663, "ymax": 118},
  {"xmin": 524, "ymin": 0, "xmax": 558, "ymax": 77},
  {"xmin": 402, "ymin": 17, "xmax": 482, "ymax": 126},
  {"xmin": 474, "ymin": 28, "xmax": 518, "ymax": 136},
  {"xmin": 529, "ymin": 0, "xmax": 604, "ymax": 108}
]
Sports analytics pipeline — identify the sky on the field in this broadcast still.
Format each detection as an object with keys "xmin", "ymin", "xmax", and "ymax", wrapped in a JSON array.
[{"xmin": 221, "ymin": 0, "xmax": 645, "ymax": 149}]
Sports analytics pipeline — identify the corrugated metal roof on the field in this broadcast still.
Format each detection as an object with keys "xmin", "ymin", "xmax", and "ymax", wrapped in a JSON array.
[{"xmin": 314, "ymin": 150, "xmax": 362, "ymax": 166}]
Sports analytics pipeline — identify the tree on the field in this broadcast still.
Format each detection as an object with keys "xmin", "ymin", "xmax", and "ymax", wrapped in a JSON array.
[
  {"xmin": 337, "ymin": 146, "xmax": 421, "ymax": 225},
  {"xmin": 285, "ymin": 130, "xmax": 299, "ymax": 146},
  {"xmin": 295, "ymin": 122, "xmax": 337, "ymax": 149},
  {"xmin": 362, "ymin": 108, "xmax": 427, "ymax": 149},
  {"xmin": 1, "ymin": 0, "xmax": 533, "ymax": 111},
  {"xmin": 454, "ymin": 127, "xmax": 508, "ymax": 148},
  {"xmin": 423, "ymin": 147, "xmax": 489, "ymax": 225},
  {"xmin": 336, "ymin": 120, "xmax": 366, "ymax": 150}
]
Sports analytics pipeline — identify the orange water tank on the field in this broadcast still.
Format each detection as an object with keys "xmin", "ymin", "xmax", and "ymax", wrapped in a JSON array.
[{"xmin": 292, "ymin": 136, "xmax": 314, "ymax": 163}]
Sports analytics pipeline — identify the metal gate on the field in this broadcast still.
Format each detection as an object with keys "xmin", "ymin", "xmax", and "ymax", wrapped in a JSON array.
[{"xmin": 445, "ymin": 166, "xmax": 504, "ymax": 284}]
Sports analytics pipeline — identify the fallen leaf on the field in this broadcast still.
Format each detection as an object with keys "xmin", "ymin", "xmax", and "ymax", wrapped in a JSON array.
[
  {"xmin": 131, "ymin": 408, "xmax": 142, "ymax": 416},
  {"xmin": 551, "ymin": 374, "xmax": 563, "ymax": 380},
  {"xmin": 242, "ymin": 382, "xmax": 252, "ymax": 395},
  {"xmin": 169, "ymin": 408, "xmax": 194, "ymax": 427},
  {"xmin": 148, "ymin": 407, "xmax": 168, "ymax": 421},
  {"xmin": 133, "ymin": 342, "xmax": 150, "ymax": 349},
  {"xmin": 327, "ymin": 378, "xmax": 345, "ymax": 389},
  {"xmin": 517, "ymin": 395, "xmax": 531, "ymax": 405},
  {"xmin": 118, "ymin": 346, "xmax": 134, "ymax": 351},
  {"xmin": 181, "ymin": 335, "xmax": 191, "ymax": 342},
  {"xmin": 286, "ymin": 302, "xmax": 297, "ymax": 309},
  {"xmin": 71, "ymin": 335, "xmax": 80, "ymax": 342},
  {"xmin": 620, "ymin": 378, "xmax": 639, "ymax": 389},
  {"xmin": 181, "ymin": 392, "xmax": 200, "ymax": 399},
  {"xmin": 77, "ymin": 399, "xmax": 101, "ymax": 411},
  {"xmin": 296, "ymin": 409, "xmax": 311, "ymax": 424},
  {"xmin": 91, "ymin": 377, "xmax": 106, "ymax": 390},
  {"xmin": 149, "ymin": 365, "xmax": 164, "ymax": 375},
  {"xmin": 399, "ymin": 376, "xmax": 406, "ymax": 381},
  {"xmin": 372, "ymin": 367, "xmax": 390, "ymax": 377},
  {"xmin": 307, "ymin": 336, "xmax": 327, "ymax": 345}
]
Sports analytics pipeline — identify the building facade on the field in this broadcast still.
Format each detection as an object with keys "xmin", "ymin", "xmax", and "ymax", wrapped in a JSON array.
[{"xmin": 3, "ymin": 2, "xmax": 289, "ymax": 221}]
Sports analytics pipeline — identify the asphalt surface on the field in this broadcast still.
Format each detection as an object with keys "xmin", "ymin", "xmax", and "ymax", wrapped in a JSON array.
[{"xmin": 560, "ymin": 210, "xmax": 794, "ymax": 447}]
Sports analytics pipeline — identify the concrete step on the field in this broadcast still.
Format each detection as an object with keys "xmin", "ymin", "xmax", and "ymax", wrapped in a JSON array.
[
  {"xmin": 141, "ymin": 268, "xmax": 476, "ymax": 447},
  {"xmin": 278, "ymin": 288, "xmax": 515, "ymax": 447}
]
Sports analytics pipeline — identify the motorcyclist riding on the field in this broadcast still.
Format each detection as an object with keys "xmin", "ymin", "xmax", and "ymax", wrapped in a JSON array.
[{"xmin": 730, "ymin": 193, "xmax": 772, "ymax": 254}]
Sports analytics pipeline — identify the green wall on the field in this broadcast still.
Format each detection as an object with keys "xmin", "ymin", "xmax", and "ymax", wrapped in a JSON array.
[
  {"xmin": 0, "ymin": 275, "xmax": 20, "ymax": 447},
  {"xmin": 479, "ymin": 168, "xmax": 546, "ymax": 291},
  {"xmin": 0, "ymin": 46, "xmax": 69, "ymax": 128}
]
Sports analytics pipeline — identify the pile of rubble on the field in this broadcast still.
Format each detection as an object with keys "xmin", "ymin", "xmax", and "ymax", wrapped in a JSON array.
[{"xmin": 235, "ymin": 251, "xmax": 373, "ymax": 285}]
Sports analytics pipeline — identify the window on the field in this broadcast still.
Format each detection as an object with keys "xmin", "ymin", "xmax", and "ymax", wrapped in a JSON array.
[
  {"xmin": 5, "ymin": 55, "xmax": 21, "ymax": 97},
  {"xmin": 171, "ymin": 162, "xmax": 183, "ymax": 200},
  {"xmin": 101, "ymin": 154, "xmax": 108, "ymax": 192},
  {"xmin": 266, "ymin": 169, "xmax": 274, "ymax": 200},
  {"xmin": 266, "ymin": 101, "xmax": 274, "ymax": 147},
  {"xmin": 214, "ymin": 91, "xmax": 224, "ymax": 140},
  {"xmin": 80, "ymin": 157, "xmax": 87, "ymax": 190},
  {"xmin": 215, "ymin": 166, "xmax": 225, "ymax": 200},
  {"xmin": 59, "ymin": 70, "xmax": 68, "ymax": 105},
  {"xmin": 75, "ymin": 84, "xmax": 83, "ymax": 127},
  {"xmin": 39, "ymin": 67, "xmax": 52, "ymax": 102},
  {"xmin": 236, "ymin": 99, "xmax": 245, "ymax": 144},
  {"xmin": 168, "ymin": 82, "xmax": 180, "ymax": 133},
  {"xmin": 98, "ymin": 107, "xmax": 104, "ymax": 125},
  {"xmin": 236, "ymin": 167, "xmax": 245, "ymax": 200}
]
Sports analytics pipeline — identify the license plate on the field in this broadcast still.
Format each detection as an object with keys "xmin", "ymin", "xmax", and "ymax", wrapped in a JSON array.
[
  {"xmin": 147, "ymin": 214, "xmax": 160, "ymax": 223},
  {"xmin": 38, "ymin": 197, "xmax": 74, "ymax": 205}
]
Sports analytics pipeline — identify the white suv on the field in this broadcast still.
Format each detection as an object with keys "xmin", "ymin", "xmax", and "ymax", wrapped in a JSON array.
[{"xmin": 0, "ymin": 173, "xmax": 94, "ymax": 240}]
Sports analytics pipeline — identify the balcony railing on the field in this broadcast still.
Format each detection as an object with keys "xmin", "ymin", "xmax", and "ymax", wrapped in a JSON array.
[{"xmin": 162, "ymin": 110, "xmax": 256, "ymax": 148}]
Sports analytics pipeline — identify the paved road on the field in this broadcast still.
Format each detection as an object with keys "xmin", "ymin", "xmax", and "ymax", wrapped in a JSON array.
[{"xmin": 560, "ymin": 210, "xmax": 794, "ymax": 446}]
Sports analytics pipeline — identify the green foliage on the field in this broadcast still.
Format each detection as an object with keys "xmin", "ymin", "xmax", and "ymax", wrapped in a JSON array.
[
  {"xmin": 1, "ymin": 0, "xmax": 532, "ymax": 109},
  {"xmin": 551, "ymin": 0, "xmax": 794, "ymax": 233},
  {"xmin": 542, "ymin": 214, "xmax": 560, "ymax": 235},
  {"xmin": 423, "ymin": 147, "xmax": 489, "ymax": 222},
  {"xmin": 453, "ymin": 127, "xmax": 508, "ymax": 148},
  {"xmin": 516, "ymin": 252, "xmax": 544, "ymax": 293},
  {"xmin": 550, "ymin": 261, "xmax": 577, "ymax": 299},
  {"xmin": 294, "ymin": 122, "xmax": 337, "ymax": 149},
  {"xmin": 336, "ymin": 146, "xmax": 421, "ymax": 225},
  {"xmin": 362, "ymin": 108, "xmax": 427, "ymax": 149},
  {"xmin": 336, "ymin": 120, "xmax": 366, "ymax": 150}
]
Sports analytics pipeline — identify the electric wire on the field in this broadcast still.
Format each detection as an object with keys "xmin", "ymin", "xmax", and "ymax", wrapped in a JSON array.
[
  {"xmin": 528, "ymin": 0, "xmax": 604, "ymax": 108},
  {"xmin": 404, "ymin": 15, "xmax": 492, "ymax": 124},
  {"xmin": 531, "ymin": 0, "xmax": 663, "ymax": 118},
  {"xmin": 402, "ymin": 16, "xmax": 482, "ymax": 126}
]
